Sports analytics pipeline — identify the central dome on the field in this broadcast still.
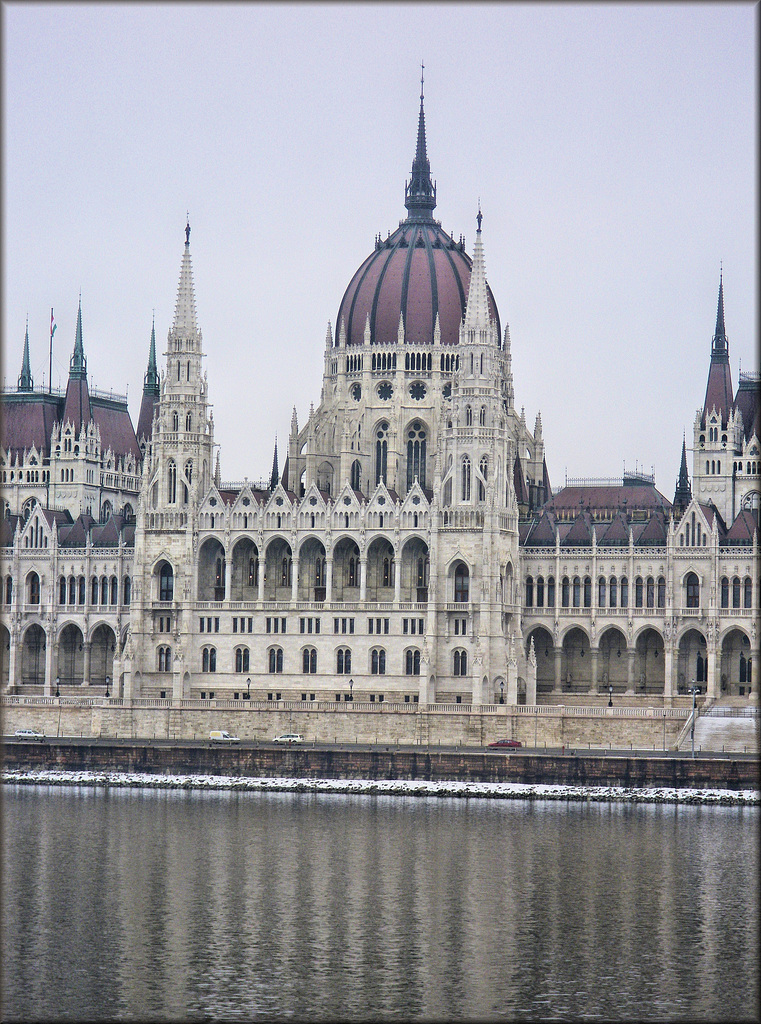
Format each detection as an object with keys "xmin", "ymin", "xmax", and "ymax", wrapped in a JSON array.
[{"xmin": 335, "ymin": 84, "xmax": 501, "ymax": 349}]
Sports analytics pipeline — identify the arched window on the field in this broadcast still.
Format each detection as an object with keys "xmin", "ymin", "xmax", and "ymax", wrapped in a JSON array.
[
  {"xmin": 465, "ymin": 406, "xmax": 473, "ymax": 426},
  {"xmin": 453, "ymin": 649, "xmax": 468, "ymax": 676},
  {"xmin": 348, "ymin": 556, "xmax": 357, "ymax": 587},
  {"xmin": 202, "ymin": 647, "xmax": 217, "ymax": 672},
  {"xmin": 685, "ymin": 572, "xmax": 700, "ymax": 609},
  {"xmin": 172, "ymin": 411, "xmax": 179, "ymax": 431},
  {"xmin": 406, "ymin": 422, "xmax": 427, "ymax": 489},
  {"xmin": 337, "ymin": 648, "xmax": 352, "ymax": 674},
  {"xmin": 235, "ymin": 648, "xmax": 250, "ymax": 672},
  {"xmin": 59, "ymin": 576, "xmax": 67, "ymax": 605},
  {"xmin": 620, "ymin": 576, "xmax": 628, "ymax": 607},
  {"xmin": 405, "ymin": 649, "xmax": 421, "ymax": 675},
  {"xmin": 351, "ymin": 460, "xmax": 361, "ymax": 491},
  {"xmin": 123, "ymin": 577, "xmax": 131, "ymax": 605},
  {"xmin": 269, "ymin": 647, "xmax": 283, "ymax": 673},
  {"xmin": 536, "ymin": 577, "xmax": 544, "ymax": 607},
  {"xmin": 609, "ymin": 577, "xmax": 617, "ymax": 608},
  {"xmin": 478, "ymin": 456, "xmax": 488, "ymax": 502},
  {"xmin": 249, "ymin": 557, "xmax": 259, "ymax": 587},
  {"xmin": 597, "ymin": 577, "xmax": 605, "ymax": 608},
  {"xmin": 744, "ymin": 577, "xmax": 753, "ymax": 609},
  {"xmin": 657, "ymin": 576, "xmax": 666, "ymax": 608},
  {"xmin": 281, "ymin": 557, "xmax": 292, "ymax": 587},
  {"xmin": 721, "ymin": 577, "xmax": 729, "ymax": 608},
  {"xmin": 371, "ymin": 648, "xmax": 386, "ymax": 674},
  {"xmin": 110, "ymin": 576, "xmax": 118, "ymax": 605},
  {"xmin": 375, "ymin": 423, "xmax": 388, "ymax": 485},
  {"xmin": 167, "ymin": 460, "xmax": 177, "ymax": 504},
  {"xmin": 561, "ymin": 577, "xmax": 570, "ymax": 608},
  {"xmin": 454, "ymin": 563, "xmax": 470, "ymax": 603},
  {"xmin": 461, "ymin": 456, "xmax": 471, "ymax": 501},
  {"xmin": 101, "ymin": 577, "xmax": 108, "ymax": 605},
  {"xmin": 635, "ymin": 577, "xmax": 643, "ymax": 608},
  {"xmin": 479, "ymin": 406, "xmax": 486, "ymax": 426},
  {"xmin": 159, "ymin": 563, "xmax": 174, "ymax": 602},
  {"xmin": 69, "ymin": 576, "xmax": 78, "ymax": 604},
  {"xmin": 91, "ymin": 576, "xmax": 99, "ymax": 604},
  {"xmin": 547, "ymin": 576, "xmax": 555, "ymax": 606},
  {"xmin": 158, "ymin": 646, "xmax": 171, "ymax": 672},
  {"xmin": 732, "ymin": 577, "xmax": 741, "ymax": 608},
  {"xmin": 5, "ymin": 576, "xmax": 12, "ymax": 605},
  {"xmin": 303, "ymin": 648, "xmax": 317, "ymax": 674},
  {"xmin": 696, "ymin": 652, "xmax": 705, "ymax": 683},
  {"xmin": 646, "ymin": 577, "xmax": 655, "ymax": 608},
  {"xmin": 525, "ymin": 576, "xmax": 534, "ymax": 607},
  {"xmin": 183, "ymin": 461, "xmax": 193, "ymax": 504},
  {"xmin": 185, "ymin": 412, "xmax": 192, "ymax": 431},
  {"xmin": 416, "ymin": 557, "xmax": 429, "ymax": 588},
  {"xmin": 28, "ymin": 572, "xmax": 40, "ymax": 604}
]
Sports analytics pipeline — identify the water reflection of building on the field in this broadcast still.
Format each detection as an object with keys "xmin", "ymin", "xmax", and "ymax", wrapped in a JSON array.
[{"xmin": 1, "ymin": 85, "xmax": 758, "ymax": 704}]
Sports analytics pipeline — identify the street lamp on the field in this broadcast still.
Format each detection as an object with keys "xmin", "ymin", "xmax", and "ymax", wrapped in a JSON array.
[
  {"xmin": 687, "ymin": 682, "xmax": 699, "ymax": 759},
  {"xmin": 349, "ymin": 678, "xmax": 353, "ymax": 702},
  {"xmin": 105, "ymin": 675, "xmax": 110, "ymax": 698},
  {"xmin": 500, "ymin": 680, "xmax": 505, "ymax": 705},
  {"xmin": 55, "ymin": 676, "xmax": 60, "ymax": 698},
  {"xmin": 608, "ymin": 684, "xmax": 613, "ymax": 707},
  {"xmin": 246, "ymin": 677, "xmax": 251, "ymax": 700}
]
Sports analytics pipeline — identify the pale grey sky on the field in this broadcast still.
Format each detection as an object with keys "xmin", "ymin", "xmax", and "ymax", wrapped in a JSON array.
[{"xmin": 3, "ymin": 3, "xmax": 757, "ymax": 492}]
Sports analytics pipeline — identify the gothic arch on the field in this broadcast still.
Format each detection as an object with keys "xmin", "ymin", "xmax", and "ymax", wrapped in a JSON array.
[{"xmin": 198, "ymin": 537, "xmax": 226, "ymax": 601}]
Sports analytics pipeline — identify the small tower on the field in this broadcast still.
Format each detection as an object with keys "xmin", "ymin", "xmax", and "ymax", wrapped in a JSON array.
[
  {"xmin": 18, "ymin": 320, "xmax": 33, "ymax": 391},
  {"xmin": 673, "ymin": 435, "xmax": 692, "ymax": 517},
  {"xmin": 136, "ymin": 315, "xmax": 160, "ymax": 451}
]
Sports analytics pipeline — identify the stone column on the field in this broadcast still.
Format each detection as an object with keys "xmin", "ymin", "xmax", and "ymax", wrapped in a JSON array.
[
  {"xmin": 394, "ymin": 555, "xmax": 401, "ymax": 606},
  {"xmin": 589, "ymin": 647, "xmax": 599, "ymax": 694},
  {"xmin": 663, "ymin": 644, "xmax": 675, "ymax": 698},
  {"xmin": 6, "ymin": 635, "xmax": 19, "ymax": 693},
  {"xmin": 82, "ymin": 641, "xmax": 91, "ymax": 687},
  {"xmin": 554, "ymin": 646, "xmax": 562, "ymax": 693},
  {"xmin": 258, "ymin": 560, "xmax": 265, "ymax": 602},
  {"xmin": 291, "ymin": 557, "xmax": 299, "ymax": 603},
  {"xmin": 224, "ymin": 557, "xmax": 232, "ymax": 602},
  {"xmin": 626, "ymin": 648, "xmax": 636, "ymax": 694},
  {"xmin": 707, "ymin": 641, "xmax": 719, "ymax": 699},
  {"xmin": 325, "ymin": 557, "xmax": 333, "ymax": 603},
  {"xmin": 360, "ymin": 557, "xmax": 367, "ymax": 602},
  {"xmin": 44, "ymin": 624, "xmax": 54, "ymax": 697}
]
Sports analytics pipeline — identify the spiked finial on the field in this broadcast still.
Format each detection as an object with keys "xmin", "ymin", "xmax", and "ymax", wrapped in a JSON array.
[
  {"xmin": 18, "ymin": 318, "xmax": 33, "ymax": 391},
  {"xmin": 185, "ymin": 216, "xmax": 190, "ymax": 246},
  {"xmin": 674, "ymin": 433, "xmax": 692, "ymax": 510},
  {"xmin": 270, "ymin": 437, "xmax": 279, "ymax": 491},
  {"xmin": 143, "ymin": 315, "xmax": 160, "ymax": 396}
]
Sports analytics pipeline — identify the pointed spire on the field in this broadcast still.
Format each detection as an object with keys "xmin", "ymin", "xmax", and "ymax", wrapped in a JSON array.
[
  {"xmin": 404, "ymin": 63, "xmax": 436, "ymax": 220},
  {"xmin": 325, "ymin": 321, "xmax": 333, "ymax": 349},
  {"xmin": 433, "ymin": 311, "xmax": 441, "ymax": 345},
  {"xmin": 397, "ymin": 312, "xmax": 405, "ymax": 345},
  {"xmin": 463, "ymin": 208, "xmax": 491, "ymax": 331},
  {"xmin": 143, "ymin": 315, "xmax": 160, "ymax": 396},
  {"xmin": 290, "ymin": 406, "xmax": 299, "ymax": 438},
  {"xmin": 173, "ymin": 220, "xmax": 198, "ymax": 335},
  {"xmin": 673, "ymin": 434, "xmax": 692, "ymax": 510},
  {"xmin": 18, "ymin": 319, "xmax": 33, "ymax": 391},
  {"xmin": 270, "ymin": 437, "xmax": 279, "ymax": 491},
  {"xmin": 214, "ymin": 450, "xmax": 221, "ymax": 489},
  {"xmin": 712, "ymin": 269, "xmax": 728, "ymax": 355},
  {"xmin": 364, "ymin": 312, "xmax": 371, "ymax": 345},
  {"xmin": 69, "ymin": 297, "xmax": 87, "ymax": 380}
]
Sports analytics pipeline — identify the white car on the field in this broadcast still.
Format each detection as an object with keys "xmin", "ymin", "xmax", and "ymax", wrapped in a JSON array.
[
  {"xmin": 273, "ymin": 733, "xmax": 304, "ymax": 744},
  {"xmin": 15, "ymin": 729, "xmax": 45, "ymax": 740}
]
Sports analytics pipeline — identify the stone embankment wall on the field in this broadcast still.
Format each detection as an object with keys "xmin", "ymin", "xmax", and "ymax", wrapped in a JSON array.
[
  {"xmin": 3, "ymin": 741, "xmax": 759, "ymax": 791},
  {"xmin": 3, "ymin": 702, "xmax": 690, "ymax": 751}
]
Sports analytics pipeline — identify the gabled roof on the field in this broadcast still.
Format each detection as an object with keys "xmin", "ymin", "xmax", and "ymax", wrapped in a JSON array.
[
  {"xmin": 58, "ymin": 513, "xmax": 96, "ymax": 548},
  {"xmin": 734, "ymin": 372, "xmax": 760, "ymax": 443},
  {"xmin": 561, "ymin": 511, "xmax": 595, "ymax": 546},
  {"xmin": 596, "ymin": 511, "xmax": 631, "ymax": 546},
  {"xmin": 723, "ymin": 508, "xmax": 758, "ymax": 545},
  {"xmin": 632, "ymin": 510, "xmax": 668, "ymax": 546},
  {"xmin": 90, "ymin": 514, "xmax": 130, "ymax": 547},
  {"xmin": 1, "ymin": 393, "xmax": 61, "ymax": 460},
  {"xmin": 521, "ymin": 510, "xmax": 557, "ymax": 546},
  {"xmin": 0, "ymin": 514, "xmax": 21, "ymax": 545}
]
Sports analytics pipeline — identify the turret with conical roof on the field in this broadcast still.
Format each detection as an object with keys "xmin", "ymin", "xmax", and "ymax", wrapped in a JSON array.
[
  {"xmin": 700, "ymin": 271, "xmax": 733, "ymax": 429},
  {"xmin": 62, "ymin": 297, "xmax": 91, "ymax": 429}
]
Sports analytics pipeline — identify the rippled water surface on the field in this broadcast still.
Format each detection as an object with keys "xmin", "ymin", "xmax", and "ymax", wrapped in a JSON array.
[{"xmin": 3, "ymin": 785, "xmax": 758, "ymax": 1022}]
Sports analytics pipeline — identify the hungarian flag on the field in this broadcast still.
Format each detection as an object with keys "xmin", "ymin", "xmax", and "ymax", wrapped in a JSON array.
[{"xmin": 50, "ymin": 308, "xmax": 57, "ymax": 340}]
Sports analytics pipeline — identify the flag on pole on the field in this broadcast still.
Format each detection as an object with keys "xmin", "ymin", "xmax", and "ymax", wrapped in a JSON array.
[{"xmin": 50, "ymin": 308, "xmax": 57, "ymax": 340}]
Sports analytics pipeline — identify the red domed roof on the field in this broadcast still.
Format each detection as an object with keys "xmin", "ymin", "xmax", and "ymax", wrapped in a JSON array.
[
  {"xmin": 335, "ymin": 79, "xmax": 501, "ymax": 349},
  {"xmin": 336, "ymin": 221, "xmax": 501, "ymax": 348}
]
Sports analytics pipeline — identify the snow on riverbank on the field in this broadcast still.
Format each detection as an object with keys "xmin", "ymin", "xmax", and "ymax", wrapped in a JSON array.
[{"xmin": 3, "ymin": 768, "xmax": 759, "ymax": 805}]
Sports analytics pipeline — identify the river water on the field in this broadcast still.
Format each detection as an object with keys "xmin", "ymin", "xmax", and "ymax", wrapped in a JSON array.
[{"xmin": 2, "ymin": 784, "xmax": 758, "ymax": 1022}]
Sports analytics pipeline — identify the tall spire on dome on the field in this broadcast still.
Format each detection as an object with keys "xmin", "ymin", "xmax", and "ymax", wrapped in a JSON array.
[
  {"xmin": 18, "ymin": 319, "xmax": 33, "ymax": 391},
  {"xmin": 69, "ymin": 296, "xmax": 87, "ymax": 380},
  {"xmin": 712, "ymin": 267, "xmax": 728, "ymax": 356},
  {"xmin": 463, "ymin": 205, "xmax": 491, "ymax": 330},
  {"xmin": 404, "ymin": 63, "xmax": 436, "ymax": 221},
  {"xmin": 173, "ymin": 217, "xmax": 199, "ymax": 335}
]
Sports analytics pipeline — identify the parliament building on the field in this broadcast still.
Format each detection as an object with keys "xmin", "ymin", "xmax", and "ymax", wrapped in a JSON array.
[{"xmin": 2, "ymin": 87, "xmax": 758, "ymax": 707}]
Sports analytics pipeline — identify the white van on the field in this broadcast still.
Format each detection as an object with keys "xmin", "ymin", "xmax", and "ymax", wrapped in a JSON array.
[{"xmin": 209, "ymin": 730, "xmax": 240, "ymax": 743}]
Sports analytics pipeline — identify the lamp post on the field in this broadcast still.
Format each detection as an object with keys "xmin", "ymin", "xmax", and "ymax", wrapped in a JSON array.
[
  {"xmin": 349, "ymin": 678, "xmax": 353, "ymax": 702},
  {"xmin": 55, "ymin": 675, "xmax": 60, "ymax": 698},
  {"xmin": 608, "ymin": 684, "xmax": 613, "ymax": 707},
  {"xmin": 105, "ymin": 674, "xmax": 110, "ymax": 698},
  {"xmin": 246, "ymin": 677, "xmax": 251, "ymax": 700},
  {"xmin": 688, "ymin": 682, "xmax": 698, "ymax": 759},
  {"xmin": 500, "ymin": 680, "xmax": 504, "ymax": 705}
]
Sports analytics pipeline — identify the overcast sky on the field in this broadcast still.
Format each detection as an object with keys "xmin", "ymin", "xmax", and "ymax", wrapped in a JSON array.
[{"xmin": 3, "ymin": 3, "xmax": 757, "ymax": 494}]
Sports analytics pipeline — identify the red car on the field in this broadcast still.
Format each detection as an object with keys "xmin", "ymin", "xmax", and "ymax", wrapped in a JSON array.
[{"xmin": 488, "ymin": 739, "xmax": 522, "ymax": 748}]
